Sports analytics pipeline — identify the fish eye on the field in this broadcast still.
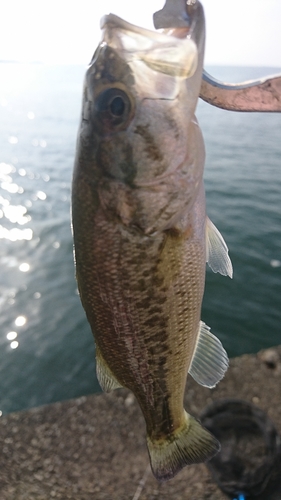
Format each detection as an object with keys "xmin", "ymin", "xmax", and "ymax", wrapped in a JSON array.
[
  {"xmin": 110, "ymin": 96, "xmax": 125, "ymax": 116},
  {"xmin": 94, "ymin": 87, "xmax": 132, "ymax": 129}
]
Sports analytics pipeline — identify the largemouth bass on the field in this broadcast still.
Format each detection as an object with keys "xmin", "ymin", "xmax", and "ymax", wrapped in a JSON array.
[{"xmin": 72, "ymin": 1, "xmax": 232, "ymax": 482}]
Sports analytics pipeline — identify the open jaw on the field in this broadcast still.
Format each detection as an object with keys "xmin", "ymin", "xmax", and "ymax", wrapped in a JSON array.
[{"xmin": 99, "ymin": 13, "xmax": 198, "ymax": 88}]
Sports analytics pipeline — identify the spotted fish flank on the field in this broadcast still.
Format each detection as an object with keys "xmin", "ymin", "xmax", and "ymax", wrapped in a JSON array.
[{"xmin": 72, "ymin": 1, "xmax": 232, "ymax": 482}]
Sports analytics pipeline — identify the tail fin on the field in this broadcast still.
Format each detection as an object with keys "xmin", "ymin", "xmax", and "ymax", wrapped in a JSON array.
[{"xmin": 147, "ymin": 411, "xmax": 220, "ymax": 482}]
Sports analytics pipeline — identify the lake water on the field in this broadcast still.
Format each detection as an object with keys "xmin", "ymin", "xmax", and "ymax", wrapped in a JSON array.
[{"xmin": 0, "ymin": 63, "xmax": 280, "ymax": 415}]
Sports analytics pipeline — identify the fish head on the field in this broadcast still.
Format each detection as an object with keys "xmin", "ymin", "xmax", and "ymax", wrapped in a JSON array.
[{"xmin": 79, "ymin": 2, "xmax": 205, "ymax": 233}]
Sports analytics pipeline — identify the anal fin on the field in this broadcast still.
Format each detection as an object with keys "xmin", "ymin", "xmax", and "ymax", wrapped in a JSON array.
[
  {"xmin": 96, "ymin": 345, "xmax": 123, "ymax": 392},
  {"xmin": 188, "ymin": 321, "xmax": 229, "ymax": 388}
]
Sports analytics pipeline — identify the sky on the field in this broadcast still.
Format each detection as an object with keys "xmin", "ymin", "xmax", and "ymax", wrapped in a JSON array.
[{"xmin": 1, "ymin": 0, "xmax": 281, "ymax": 67}]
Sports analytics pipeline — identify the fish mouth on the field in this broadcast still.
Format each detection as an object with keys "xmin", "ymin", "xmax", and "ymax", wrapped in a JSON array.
[{"xmin": 99, "ymin": 13, "xmax": 198, "ymax": 80}]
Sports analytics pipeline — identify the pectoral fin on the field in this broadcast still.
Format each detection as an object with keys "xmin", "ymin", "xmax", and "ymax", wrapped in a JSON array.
[
  {"xmin": 206, "ymin": 216, "xmax": 233, "ymax": 278},
  {"xmin": 188, "ymin": 321, "xmax": 229, "ymax": 388},
  {"xmin": 96, "ymin": 345, "xmax": 123, "ymax": 392}
]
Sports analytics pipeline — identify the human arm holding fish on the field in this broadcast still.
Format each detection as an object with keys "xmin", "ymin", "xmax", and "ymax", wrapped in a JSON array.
[{"xmin": 72, "ymin": 0, "xmax": 232, "ymax": 482}]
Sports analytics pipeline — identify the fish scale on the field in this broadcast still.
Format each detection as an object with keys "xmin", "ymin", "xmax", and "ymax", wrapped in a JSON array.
[{"xmin": 92, "ymin": 218, "xmax": 201, "ymax": 436}]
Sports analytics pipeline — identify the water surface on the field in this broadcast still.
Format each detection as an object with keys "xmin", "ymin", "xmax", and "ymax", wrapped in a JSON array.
[{"xmin": 0, "ymin": 64, "xmax": 280, "ymax": 414}]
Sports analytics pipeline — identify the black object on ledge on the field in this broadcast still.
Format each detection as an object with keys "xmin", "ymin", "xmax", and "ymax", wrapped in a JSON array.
[{"xmin": 200, "ymin": 399, "xmax": 281, "ymax": 500}]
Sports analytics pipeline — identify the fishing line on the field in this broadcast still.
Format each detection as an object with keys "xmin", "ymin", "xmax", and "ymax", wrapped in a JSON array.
[{"xmin": 131, "ymin": 463, "xmax": 151, "ymax": 500}]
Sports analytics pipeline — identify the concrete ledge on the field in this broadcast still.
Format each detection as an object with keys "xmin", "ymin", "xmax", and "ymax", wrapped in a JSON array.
[{"xmin": 1, "ymin": 346, "xmax": 281, "ymax": 500}]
